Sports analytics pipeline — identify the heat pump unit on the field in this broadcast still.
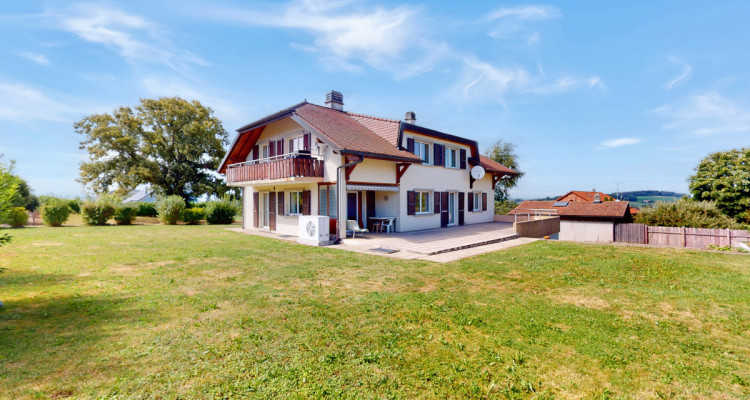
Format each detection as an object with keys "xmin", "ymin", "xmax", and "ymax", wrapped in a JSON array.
[{"xmin": 298, "ymin": 215, "xmax": 332, "ymax": 246}]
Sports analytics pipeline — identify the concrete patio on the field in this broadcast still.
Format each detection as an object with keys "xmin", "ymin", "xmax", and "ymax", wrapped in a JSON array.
[{"xmin": 229, "ymin": 222, "xmax": 538, "ymax": 262}]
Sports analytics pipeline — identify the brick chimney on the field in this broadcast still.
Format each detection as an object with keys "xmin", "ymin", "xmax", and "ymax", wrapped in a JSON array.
[
  {"xmin": 325, "ymin": 90, "xmax": 344, "ymax": 111},
  {"xmin": 405, "ymin": 111, "xmax": 416, "ymax": 125}
]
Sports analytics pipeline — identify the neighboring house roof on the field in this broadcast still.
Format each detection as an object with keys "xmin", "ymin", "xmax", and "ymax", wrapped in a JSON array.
[
  {"xmin": 557, "ymin": 191, "xmax": 614, "ymax": 202},
  {"xmin": 219, "ymin": 100, "xmax": 520, "ymax": 176},
  {"xmin": 509, "ymin": 200, "xmax": 632, "ymax": 219},
  {"xmin": 123, "ymin": 189, "xmax": 155, "ymax": 203}
]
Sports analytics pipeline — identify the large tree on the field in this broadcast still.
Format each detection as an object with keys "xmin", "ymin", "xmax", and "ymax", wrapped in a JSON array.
[
  {"xmin": 76, "ymin": 97, "xmax": 229, "ymax": 203},
  {"xmin": 689, "ymin": 148, "xmax": 750, "ymax": 223},
  {"xmin": 0, "ymin": 156, "xmax": 20, "ymax": 245},
  {"xmin": 484, "ymin": 140, "xmax": 524, "ymax": 202}
]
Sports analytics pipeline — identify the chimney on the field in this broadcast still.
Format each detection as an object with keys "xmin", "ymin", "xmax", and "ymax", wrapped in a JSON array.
[
  {"xmin": 593, "ymin": 193, "xmax": 602, "ymax": 203},
  {"xmin": 325, "ymin": 90, "xmax": 344, "ymax": 111},
  {"xmin": 404, "ymin": 111, "xmax": 416, "ymax": 125}
]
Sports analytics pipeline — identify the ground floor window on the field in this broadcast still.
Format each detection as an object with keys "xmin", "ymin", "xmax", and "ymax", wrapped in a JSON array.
[
  {"xmin": 472, "ymin": 192, "xmax": 481, "ymax": 212},
  {"xmin": 289, "ymin": 191, "xmax": 302, "ymax": 215},
  {"xmin": 319, "ymin": 185, "xmax": 337, "ymax": 217},
  {"xmin": 416, "ymin": 191, "xmax": 431, "ymax": 214}
]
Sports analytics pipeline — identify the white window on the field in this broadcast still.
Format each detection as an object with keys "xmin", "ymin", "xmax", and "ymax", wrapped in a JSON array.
[
  {"xmin": 414, "ymin": 141, "xmax": 430, "ymax": 164},
  {"xmin": 260, "ymin": 143, "xmax": 270, "ymax": 160},
  {"xmin": 473, "ymin": 192, "xmax": 481, "ymax": 212},
  {"xmin": 289, "ymin": 136, "xmax": 304, "ymax": 153},
  {"xmin": 416, "ymin": 191, "xmax": 431, "ymax": 214},
  {"xmin": 445, "ymin": 147, "xmax": 458, "ymax": 168},
  {"xmin": 289, "ymin": 191, "xmax": 303, "ymax": 215}
]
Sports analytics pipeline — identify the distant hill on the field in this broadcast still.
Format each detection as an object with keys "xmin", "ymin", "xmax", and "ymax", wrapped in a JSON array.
[{"xmin": 609, "ymin": 190, "xmax": 686, "ymax": 202}]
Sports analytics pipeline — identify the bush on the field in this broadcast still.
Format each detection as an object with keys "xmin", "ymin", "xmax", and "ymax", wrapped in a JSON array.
[
  {"xmin": 81, "ymin": 202, "xmax": 116, "ymax": 226},
  {"xmin": 205, "ymin": 198, "xmax": 239, "ymax": 225},
  {"xmin": 181, "ymin": 207, "xmax": 205, "ymax": 225},
  {"xmin": 114, "ymin": 205, "xmax": 138, "ymax": 225},
  {"xmin": 156, "ymin": 195, "xmax": 185, "ymax": 225},
  {"xmin": 7, "ymin": 207, "xmax": 28, "ymax": 228},
  {"xmin": 635, "ymin": 199, "xmax": 743, "ymax": 229},
  {"xmin": 134, "ymin": 202, "xmax": 158, "ymax": 217},
  {"xmin": 494, "ymin": 200, "xmax": 518, "ymax": 215},
  {"xmin": 67, "ymin": 199, "xmax": 82, "ymax": 214},
  {"xmin": 41, "ymin": 199, "xmax": 71, "ymax": 226}
]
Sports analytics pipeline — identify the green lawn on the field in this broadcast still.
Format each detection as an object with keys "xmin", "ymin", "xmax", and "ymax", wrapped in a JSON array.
[{"xmin": 1, "ymin": 225, "xmax": 748, "ymax": 399}]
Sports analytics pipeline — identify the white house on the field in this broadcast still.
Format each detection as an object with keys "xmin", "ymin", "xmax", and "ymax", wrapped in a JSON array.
[{"xmin": 218, "ymin": 91, "xmax": 518, "ymax": 240}]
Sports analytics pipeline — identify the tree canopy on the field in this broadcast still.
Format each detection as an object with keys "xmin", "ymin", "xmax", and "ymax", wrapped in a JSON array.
[
  {"xmin": 75, "ymin": 97, "xmax": 229, "ymax": 203},
  {"xmin": 689, "ymin": 148, "xmax": 750, "ymax": 223},
  {"xmin": 484, "ymin": 140, "xmax": 524, "ymax": 201},
  {"xmin": 635, "ymin": 199, "xmax": 742, "ymax": 229}
]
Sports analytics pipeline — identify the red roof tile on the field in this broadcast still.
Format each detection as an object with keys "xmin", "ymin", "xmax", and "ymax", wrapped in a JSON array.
[
  {"xmin": 509, "ymin": 200, "xmax": 632, "ymax": 219},
  {"xmin": 294, "ymin": 104, "xmax": 420, "ymax": 162},
  {"xmin": 346, "ymin": 112, "xmax": 401, "ymax": 147},
  {"xmin": 557, "ymin": 191, "xmax": 614, "ymax": 202},
  {"xmin": 477, "ymin": 155, "xmax": 519, "ymax": 175}
]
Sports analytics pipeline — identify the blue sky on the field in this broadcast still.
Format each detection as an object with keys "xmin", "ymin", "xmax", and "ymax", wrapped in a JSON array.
[{"xmin": 2, "ymin": 1, "xmax": 750, "ymax": 199}]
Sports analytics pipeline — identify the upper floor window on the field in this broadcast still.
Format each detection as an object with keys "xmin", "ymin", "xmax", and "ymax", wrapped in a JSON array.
[
  {"xmin": 445, "ymin": 147, "xmax": 458, "ymax": 168},
  {"xmin": 289, "ymin": 136, "xmax": 305, "ymax": 154},
  {"xmin": 260, "ymin": 143, "xmax": 270, "ymax": 160},
  {"xmin": 414, "ymin": 141, "xmax": 430, "ymax": 164}
]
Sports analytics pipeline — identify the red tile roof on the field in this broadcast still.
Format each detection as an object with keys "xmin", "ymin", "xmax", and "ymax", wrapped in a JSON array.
[
  {"xmin": 294, "ymin": 104, "xmax": 420, "ymax": 161},
  {"xmin": 557, "ymin": 191, "xmax": 614, "ymax": 202},
  {"xmin": 477, "ymin": 155, "xmax": 519, "ymax": 175},
  {"xmin": 346, "ymin": 112, "xmax": 401, "ymax": 147},
  {"xmin": 509, "ymin": 200, "xmax": 632, "ymax": 219}
]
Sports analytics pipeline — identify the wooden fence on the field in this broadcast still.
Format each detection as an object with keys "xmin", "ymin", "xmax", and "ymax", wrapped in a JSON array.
[{"xmin": 614, "ymin": 223, "xmax": 750, "ymax": 249}]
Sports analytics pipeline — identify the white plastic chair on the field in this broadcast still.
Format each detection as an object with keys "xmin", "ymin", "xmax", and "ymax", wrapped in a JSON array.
[
  {"xmin": 381, "ymin": 218, "xmax": 395, "ymax": 233},
  {"xmin": 346, "ymin": 219, "xmax": 369, "ymax": 238}
]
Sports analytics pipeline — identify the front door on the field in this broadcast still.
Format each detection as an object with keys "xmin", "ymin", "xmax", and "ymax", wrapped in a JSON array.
[
  {"xmin": 262, "ymin": 192, "xmax": 270, "ymax": 228},
  {"xmin": 448, "ymin": 192, "xmax": 457, "ymax": 226}
]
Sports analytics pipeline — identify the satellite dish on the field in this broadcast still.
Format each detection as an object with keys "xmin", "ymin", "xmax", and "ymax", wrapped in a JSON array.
[{"xmin": 470, "ymin": 165, "xmax": 486, "ymax": 180}]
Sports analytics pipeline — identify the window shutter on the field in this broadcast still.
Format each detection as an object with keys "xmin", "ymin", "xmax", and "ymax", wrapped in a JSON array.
[
  {"xmin": 440, "ymin": 192, "xmax": 449, "ymax": 227},
  {"xmin": 458, "ymin": 192, "xmax": 465, "ymax": 225},
  {"xmin": 277, "ymin": 140, "xmax": 283, "ymax": 156},
  {"xmin": 269, "ymin": 192, "xmax": 276, "ymax": 231},
  {"xmin": 269, "ymin": 141, "xmax": 276, "ymax": 157},
  {"xmin": 302, "ymin": 190, "xmax": 311, "ymax": 215},
  {"xmin": 277, "ymin": 191, "xmax": 285, "ymax": 216},
  {"xmin": 407, "ymin": 191, "xmax": 416, "ymax": 215},
  {"xmin": 252, "ymin": 145, "xmax": 259, "ymax": 161},
  {"xmin": 434, "ymin": 144, "xmax": 443, "ymax": 166},
  {"xmin": 460, "ymin": 149, "xmax": 466, "ymax": 169},
  {"xmin": 366, "ymin": 191, "xmax": 376, "ymax": 220},
  {"xmin": 252, "ymin": 192, "xmax": 259, "ymax": 228},
  {"xmin": 433, "ymin": 191, "xmax": 441, "ymax": 214},
  {"xmin": 468, "ymin": 192, "xmax": 474, "ymax": 212},
  {"xmin": 482, "ymin": 192, "xmax": 488, "ymax": 211},
  {"xmin": 304, "ymin": 133, "xmax": 311, "ymax": 150},
  {"xmin": 406, "ymin": 138, "xmax": 414, "ymax": 153}
]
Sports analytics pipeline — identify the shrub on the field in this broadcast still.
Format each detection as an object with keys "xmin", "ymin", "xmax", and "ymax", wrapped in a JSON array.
[
  {"xmin": 67, "ymin": 199, "xmax": 82, "ymax": 214},
  {"xmin": 635, "ymin": 199, "xmax": 743, "ymax": 229},
  {"xmin": 81, "ymin": 202, "xmax": 116, "ymax": 226},
  {"xmin": 7, "ymin": 207, "xmax": 28, "ymax": 228},
  {"xmin": 156, "ymin": 195, "xmax": 185, "ymax": 225},
  {"xmin": 134, "ymin": 202, "xmax": 158, "ymax": 217},
  {"xmin": 205, "ymin": 198, "xmax": 239, "ymax": 225},
  {"xmin": 181, "ymin": 207, "xmax": 205, "ymax": 225},
  {"xmin": 494, "ymin": 200, "xmax": 518, "ymax": 215},
  {"xmin": 40, "ymin": 199, "xmax": 71, "ymax": 226},
  {"xmin": 114, "ymin": 205, "xmax": 138, "ymax": 225}
]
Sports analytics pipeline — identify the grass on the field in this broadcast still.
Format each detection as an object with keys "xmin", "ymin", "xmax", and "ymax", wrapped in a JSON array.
[{"xmin": 1, "ymin": 225, "xmax": 748, "ymax": 399}]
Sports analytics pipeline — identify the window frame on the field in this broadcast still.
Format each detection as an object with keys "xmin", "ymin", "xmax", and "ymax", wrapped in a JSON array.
[
  {"xmin": 260, "ymin": 143, "xmax": 270, "ymax": 160},
  {"xmin": 472, "ymin": 192, "xmax": 482, "ymax": 212},
  {"xmin": 445, "ymin": 147, "xmax": 458, "ymax": 169},
  {"xmin": 289, "ymin": 135, "xmax": 305, "ymax": 154},
  {"xmin": 415, "ymin": 190, "xmax": 431, "ymax": 215},
  {"xmin": 414, "ymin": 140, "xmax": 431, "ymax": 165},
  {"xmin": 288, "ymin": 191, "xmax": 303, "ymax": 216}
]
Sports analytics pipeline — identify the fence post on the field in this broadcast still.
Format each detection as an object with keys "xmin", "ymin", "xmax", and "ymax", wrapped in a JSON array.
[
  {"xmin": 727, "ymin": 229, "xmax": 731, "ymax": 246},
  {"xmin": 682, "ymin": 227, "xmax": 687, "ymax": 247},
  {"xmin": 644, "ymin": 224, "xmax": 649, "ymax": 245}
]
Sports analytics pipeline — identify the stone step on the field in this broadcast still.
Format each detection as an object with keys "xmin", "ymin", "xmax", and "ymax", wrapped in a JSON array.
[{"xmin": 418, "ymin": 234, "xmax": 520, "ymax": 255}]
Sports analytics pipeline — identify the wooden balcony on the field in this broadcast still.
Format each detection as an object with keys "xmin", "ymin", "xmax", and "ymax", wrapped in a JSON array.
[{"xmin": 226, "ymin": 157, "xmax": 325, "ymax": 184}]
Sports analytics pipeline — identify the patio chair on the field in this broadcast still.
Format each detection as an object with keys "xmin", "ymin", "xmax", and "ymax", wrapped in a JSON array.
[
  {"xmin": 346, "ymin": 219, "xmax": 369, "ymax": 238},
  {"xmin": 380, "ymin": 218, "xmax": 395, "ymax": 233}
]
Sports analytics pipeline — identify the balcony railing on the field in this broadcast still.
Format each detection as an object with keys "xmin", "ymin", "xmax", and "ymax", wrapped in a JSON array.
[{"xmin": 226, "ymin": 155, "xmax": 325, "ymax": 184}]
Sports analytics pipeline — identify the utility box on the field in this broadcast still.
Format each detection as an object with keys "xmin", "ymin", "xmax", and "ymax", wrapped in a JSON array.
[{"xmin": 298, "ymin": 215, "xmax": 333, "ymax": 246}]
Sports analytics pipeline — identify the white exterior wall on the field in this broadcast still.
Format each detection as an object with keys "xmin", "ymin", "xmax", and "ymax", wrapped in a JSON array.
[
  {"xmin": 559, "ymin": 220, "xmax": 614, "ymax": 242},
  {"xmin": 242, "ymin": 182, "xmax": 320, "ymax": 236},
  {"xmin": 348, "ymin": 158, "xmax": 397, "ymax": 184}
]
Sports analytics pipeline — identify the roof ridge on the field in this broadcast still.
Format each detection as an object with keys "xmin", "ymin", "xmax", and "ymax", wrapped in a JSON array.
[{"xmin": 346, "ymin": 111, "xmax": 401, "ymax": 123}]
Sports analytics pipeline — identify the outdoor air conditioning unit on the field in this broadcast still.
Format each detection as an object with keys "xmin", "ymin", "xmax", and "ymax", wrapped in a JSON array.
[{"xmin": 298, "ymin": 215, "xmax": 332, "ymax": 246}]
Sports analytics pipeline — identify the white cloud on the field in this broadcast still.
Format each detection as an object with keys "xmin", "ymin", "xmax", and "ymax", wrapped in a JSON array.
[
  {"xmin": 20, "ymin": 52, "xmax": 50, "ymax": 65},
  {"xmin": 207, "ymin": 0, "xmax": 423, "ymax": 73},
  {"xmin": 485, "ymin": 5, "xmax": 560, "ymax": 21},
  {"xmin": 655, "ymin": 91, "xmax": 750, "ymax": 136},
  {"xmin": 57, "ymin": 3, "xmax": 208, "ymax": 75},
  {"xmin": 666, "ymin": 58, "xmax": 692, "ymax": 90},
  {"xmin": 599, "ymin": 138, "xmax": 643, "ymax": 148},
  {"xmin": 0, "ymin": 82, "xmax": 81, "ymax": 122}
]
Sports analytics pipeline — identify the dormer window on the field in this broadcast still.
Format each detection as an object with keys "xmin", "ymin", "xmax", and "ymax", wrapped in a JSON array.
[
  {"xmin": 414, "ymin": 141, "xmax": 430, "ymax": 164},
  {"xmin": 445, "ymin": 147, "xmax": 458, "ymax": 169}
]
